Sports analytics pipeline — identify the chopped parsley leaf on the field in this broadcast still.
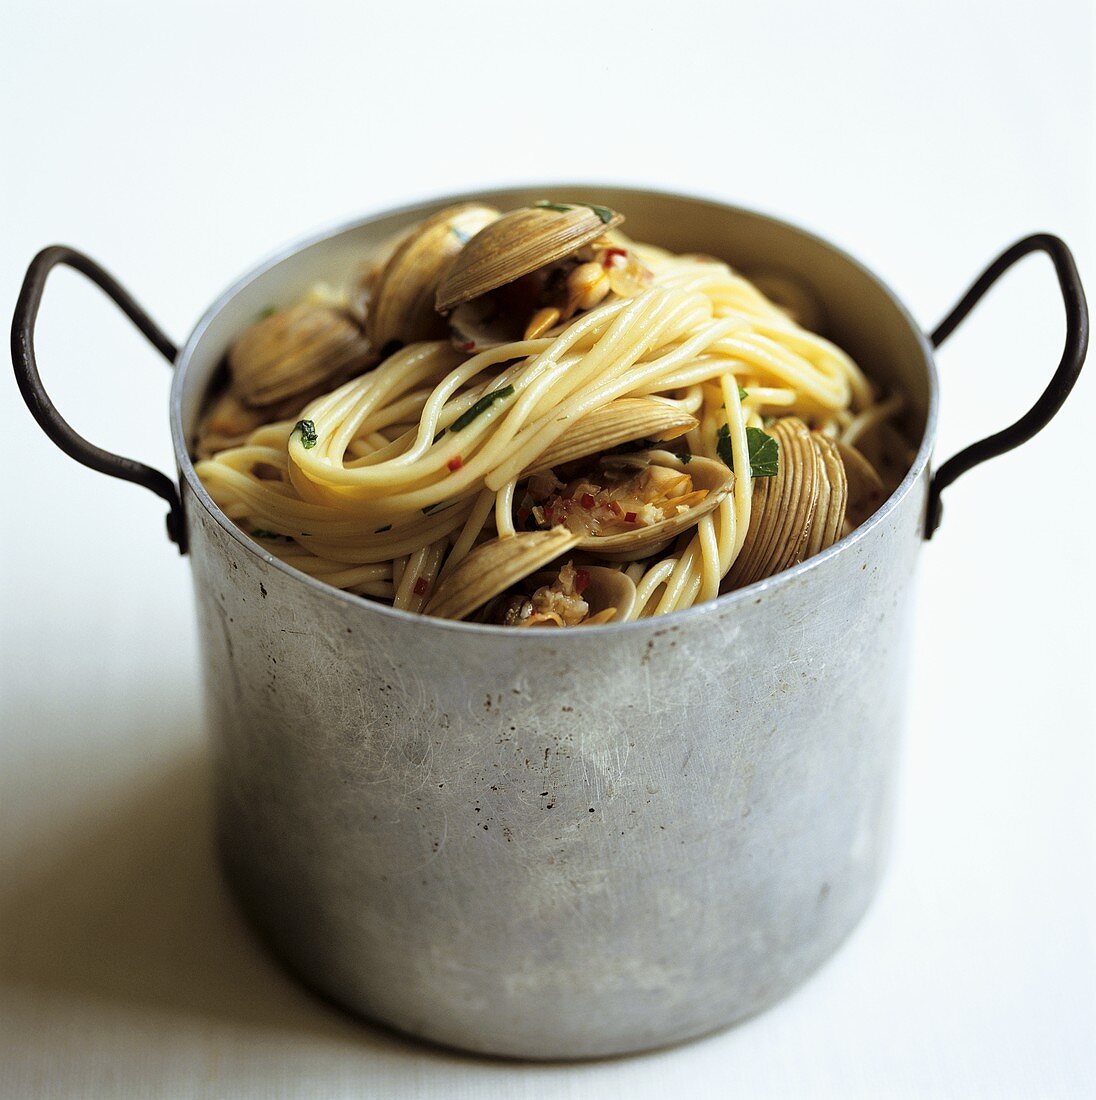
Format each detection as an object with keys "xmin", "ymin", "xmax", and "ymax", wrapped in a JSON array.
[
  {"xmin": 451, "ymin": 385, "xmax": 515, "ymax": 431},
  {"xmin": 293, "ymin": 419, "xmax": 318, "ymax": 449},
  {"xmin": 745, "ymin": 427, "xmax": 779, "ymax": 477},
  {"xmin": 716, "ymin": 423, "xmax": 779, "ymax": 478}
]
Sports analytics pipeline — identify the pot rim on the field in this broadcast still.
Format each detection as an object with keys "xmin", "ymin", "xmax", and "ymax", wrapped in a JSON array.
[{"xmin": 169, "ymin": 182, "xmax": 939, "ymax": 636}]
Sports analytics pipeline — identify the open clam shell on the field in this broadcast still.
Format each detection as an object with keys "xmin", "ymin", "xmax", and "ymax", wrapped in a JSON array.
[
  {"xmin": 368, "ymin": 203, "xmax": 500, "ymax": 350},
  {"xmin": 229, "ymin": 302, "xmax": 373, "ymax": 408},
  {"xmin": 423, "ymin": 527, "xmax": 580, "ymax": 622},
  {"xmin": 523, "ymin": 399, "xmax": 697, "ymax": 475},
  {"xmin": 575, "ymin": 454, "xmax": 732, "ymax": 557},
  {"xmin": 836, "ymin": 440, "xmax": 886, "ymax": 528},
  {"xmin": 523, "ymin": 565, "xmax": 638, "ymax": 625},
  {"xmin": 435, "ymin": 202, "xmax": 624, "ymax": 312},
  {"xmin": 581, "ymin": 566, "xmax": 637, "ymax": 623}
]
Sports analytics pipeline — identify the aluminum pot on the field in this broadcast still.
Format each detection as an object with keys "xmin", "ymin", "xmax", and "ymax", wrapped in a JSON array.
[{"xmin": 12, "ymin": 186, "xmax": 1088, "ymax": 1060}]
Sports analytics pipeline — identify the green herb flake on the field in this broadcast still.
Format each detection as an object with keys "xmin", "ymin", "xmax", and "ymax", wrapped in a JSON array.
[
  {"xmin": 451, "ymin": 385, "xmax": 515, "ymax": 431},
  {"xmin": 432, "ymin": 428, "xmax": 447, "ymax": 444},
  {"xmin": 716, "ymin": 423, "xmax": 779, "ymax": 478},
  {"xmin": 746, "ymin": 426, "xmax": 779, "ymax": 477},
  {"xmin": 258, "ymin": 305, "xmax": 278, "ymax": 320},
  {"xmin": 716, "ymin": 423, "xmax": 734, "ymax": 469},
  {"xmin": 251, "ymin": 528, "xmax": 287, "ymax": 541},
  {"xmin": 679, "ymin": 452, "xmax": 693, "ymax": 465},
  {"xmin": 422, "ymin": 500, "xmax": 455, "ymax": 516},
  {"xmin": 293, "ymin": 419, "xmax": 318, "ymax": 449},
  {"xmin": 533, "ymin": 199, "xmax": 615, "ymax": 225},
  {"xmin": 738, "ymin": 385, "xmax": 749, "ymax": 401},
  {"xmin": 374, "ymin": 524, "xmax": 392, "ymax": 533}
]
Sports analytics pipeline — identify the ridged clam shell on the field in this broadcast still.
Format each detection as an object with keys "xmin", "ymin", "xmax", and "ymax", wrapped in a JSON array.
[
  {"xmin": 807, "ymin": 432, "xmax": 848, "ymax": 556},
  {"xmin": 435, "ymin": 203, "xmax": 624, "ymax": 312},
  {"xmin": 369, "ymin": 203, "xmax": 500, "ymax": 349},
  {"xmin": 423, "ymin": 527, "xmax": 580, "ymax": 621},
  {"xmin": 524, "ymin": 399, "xmax": 697, "ymax": 475},
  {"xmin": 724, "ymin": 417, "xmax": 823, "ymax": 589},
  {"xmin": 229, "ymin": 303, "xmax": 372, "ymax": 408}
]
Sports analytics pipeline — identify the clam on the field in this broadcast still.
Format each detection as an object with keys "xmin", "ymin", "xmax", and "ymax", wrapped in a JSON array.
[
  {"xmin": 490, "ymin": 564, "xmax": 637, "ymax": 627},
  {"xmin": 450, "ymin": 250, "xmax": 653, "ymax": 352},
  {"xmin": 836, "ymin": 440, "xmax": 886, "ymax": 528},
  {"xmin": 367, "ymin": 203, "xmax": 500, "ymax": 350},
  {"xmin": 724, "ymin": 424, "xmax": 891, "ymax": 590},
  {"xmin": 578, "ymin": 455, "xmax": 730, "ymax": 556},
  {"xmin": 575, "ymin": 566, "xmax": 637, "ymax": 624},
  {"xmin": 423, "ymin": 527, "xmax": 580, "ymax": 621},
  {"xmin": 523, "ymin": 398, "xmax": 697, "ymax": 475},
  {"xmin": 740, "ymin": 418, "xmax": 819, "ymax": 582},
  {"xmin": 724, "ymin": 417, "xmax": 840, "ymax": 590},
  {"xmin": 521, "ymin": 453, "xmax": 732, "ymax": 558},
  {"xmin": 806, "ymin": 432, "xmax": 848, "ymax": 557},
  {"xmin": 435, "ymin": 202, "xmax": 624, "ymax": 313},
  {"xmin": 229, "ymin": 302, "xmax": 373, "ymax": 408}
]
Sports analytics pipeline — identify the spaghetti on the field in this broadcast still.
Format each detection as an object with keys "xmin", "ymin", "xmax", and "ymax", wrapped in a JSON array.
[{"xmin": 195, "ymin": 202, "xmax": 909, "ymax": 624}]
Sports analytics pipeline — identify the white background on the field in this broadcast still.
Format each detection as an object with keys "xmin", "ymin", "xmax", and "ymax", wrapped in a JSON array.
[{"xmin": 2, "ymin": 1, "xmax": 1094, "ymax": 1097}]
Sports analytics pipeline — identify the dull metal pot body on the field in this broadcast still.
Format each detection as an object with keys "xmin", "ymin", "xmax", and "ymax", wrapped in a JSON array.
[
  {"xmin": 14, "ymin": 186, "xmax": 1086, "ymax": 1061},
  {"xmin": 186, "ymin": 474, "xmax": 920, "ymax": 1058}
]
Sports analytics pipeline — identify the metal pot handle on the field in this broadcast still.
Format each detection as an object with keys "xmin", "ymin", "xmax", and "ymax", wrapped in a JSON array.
[
  {"xmin": 925, "ymin": 233, "xmax": 1088, "ymax": 538},
  {"xmin": 10, "ymin": 245, "xmax": 187, "ymax": 552}
]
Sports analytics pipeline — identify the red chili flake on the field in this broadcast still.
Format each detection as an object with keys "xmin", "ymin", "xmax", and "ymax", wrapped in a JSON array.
[
  {"xmin": 517, "ymin": 506, "xmax": 530, "ymax": 523},
  {"xmin": 460, "ymin": 341, "xmax": 476, "ymax": 352},
  {"xmin": 624, "ymin": 511, "xmax": 638, "ymax": 523},
  {"xmin": 602, "ymin": 247, "xmax": 627, "ymax": 267},
  {"xmin": 580, "ymin": 493, "xmax": 596, "ymax": 510},
  {"xmin": 413, "ymin": 577, "xmax": 429, "ymax": 596},
  {"xmin": 544, "ymin": 506, "xmax": 554, "ymax": 523},
  {"xmin": 574, "ymin": 569, "xmax": 590, "ymax": 595},
  {"xmin": 447, "ymin": 455, "xmax": 463, "ymax": 472},
  {"xmin": 607, "ymin": 500, "xmax": 624, "ymax": 517}
]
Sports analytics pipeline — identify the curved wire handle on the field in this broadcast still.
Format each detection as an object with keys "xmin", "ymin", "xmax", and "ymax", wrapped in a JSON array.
[
  {"xmin": 926, "ymin": 233, "xmax": 1088, "ymax": 538},
  {"xmin": 10, "ymin": 245, "xmax": 186, "ymax": 551}
]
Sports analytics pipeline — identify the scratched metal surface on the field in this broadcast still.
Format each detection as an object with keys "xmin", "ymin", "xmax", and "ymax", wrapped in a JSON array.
[
  {"xmin": 173, "ymin": 186, "xmax": 937, "ymax": 1059},
  {"xmin": 187, "ymin": 472, "xmax": 925, "ymax": 1059}
]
